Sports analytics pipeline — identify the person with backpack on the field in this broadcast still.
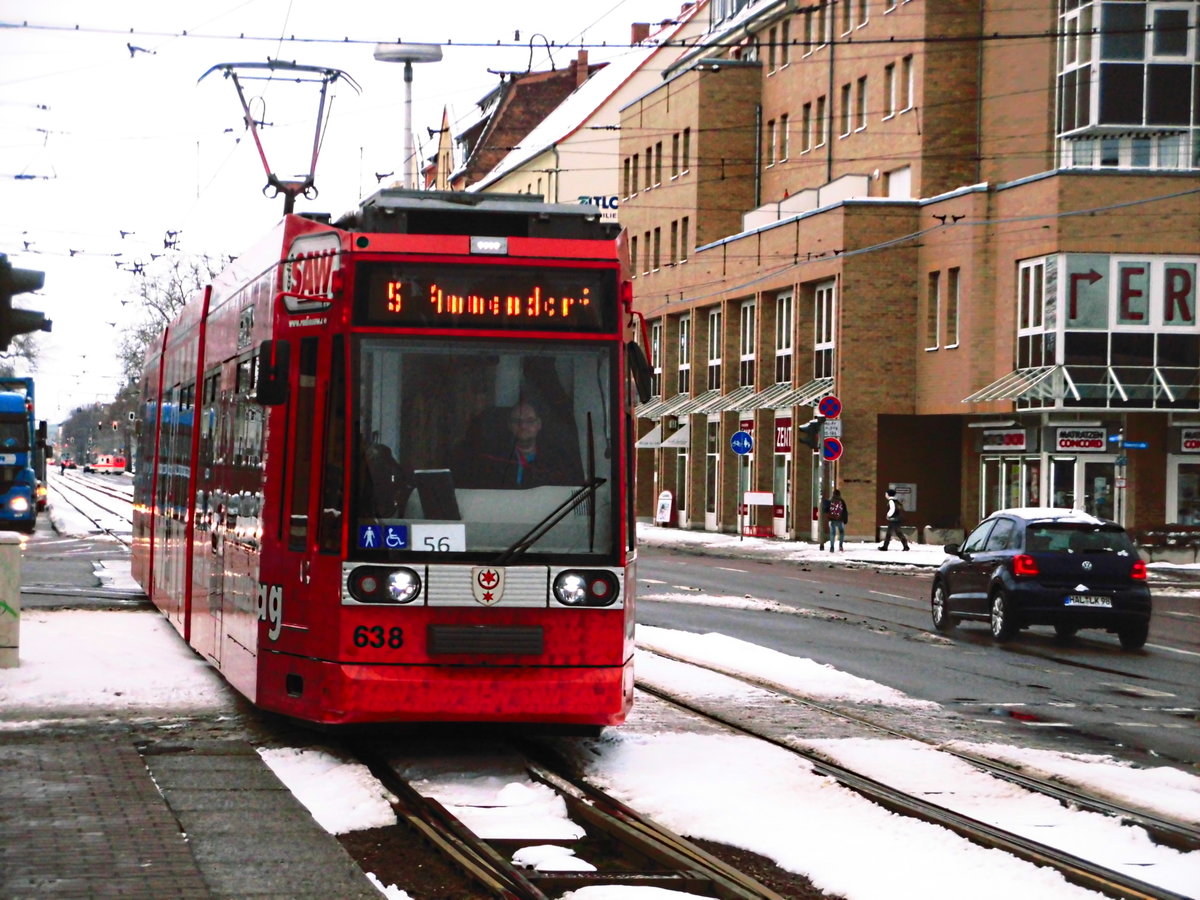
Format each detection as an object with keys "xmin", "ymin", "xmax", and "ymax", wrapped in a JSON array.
[
  {"xmin": 879, "ymin": 487, "xmax": 909, "ymax": 550},
  {"xmin": 823, "ymin": 488, "xmax": 849, "ymax": 551}
]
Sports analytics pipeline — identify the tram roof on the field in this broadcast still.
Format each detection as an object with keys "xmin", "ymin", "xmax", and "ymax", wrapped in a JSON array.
[{"xmin": 339, "ymin": 189, "xmax": 620, "ymax": 240}]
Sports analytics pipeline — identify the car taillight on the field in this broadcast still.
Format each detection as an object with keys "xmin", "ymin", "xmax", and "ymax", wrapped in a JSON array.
[
  {"xmin": 1131, "ymin": 559, "xmax": 1147, "ymax": 580},
  {"xmin": 1013, "ymin": 554, "xmax": 1040, "ymax": 577}
]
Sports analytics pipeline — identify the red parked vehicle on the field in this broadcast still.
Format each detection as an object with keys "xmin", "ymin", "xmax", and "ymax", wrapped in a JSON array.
[{"xmin": 132, "ymin": 189, "xmax": 646, "ymax": 728}]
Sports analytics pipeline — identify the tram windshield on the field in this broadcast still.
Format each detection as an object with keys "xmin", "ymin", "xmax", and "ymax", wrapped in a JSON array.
[{"xmin": 353, "ymin": 336, "xmax": 617, "ymax": 561}]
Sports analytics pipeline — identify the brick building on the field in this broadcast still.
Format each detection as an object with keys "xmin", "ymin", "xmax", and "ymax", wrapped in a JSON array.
[{"xmin": 622, "ymin": 0, "xmax": 1200, "ymax": 542}]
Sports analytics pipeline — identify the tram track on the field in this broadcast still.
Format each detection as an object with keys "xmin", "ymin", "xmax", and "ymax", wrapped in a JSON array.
[
  {"xmin": 636, "ymin": 648, "xmax": 1198, "ymax": 900},
  {"xmin": 350, "ymin": 738, "xmax": 789, "ymax": 899},
  {"xmin": 47, "ymin": 472, "xmax": 134, "ymax": 547}
]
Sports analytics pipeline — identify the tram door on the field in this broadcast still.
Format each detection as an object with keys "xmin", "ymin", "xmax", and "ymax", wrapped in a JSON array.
[{"xmin": 279, "ymin": 337, "xmax": 323, "ymax": 651}]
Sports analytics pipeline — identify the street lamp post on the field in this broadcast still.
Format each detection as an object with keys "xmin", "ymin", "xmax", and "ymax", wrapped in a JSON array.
[{"xmin": 373, "ymin": 43, "xmax": 443, "ymax": 189}]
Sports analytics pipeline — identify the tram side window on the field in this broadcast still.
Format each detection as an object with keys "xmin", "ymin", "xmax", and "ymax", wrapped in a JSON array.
[
  {"xmin": 319, "ymin": 337, "xmax": 345, "ymax": 553},
  {"xmin": 288, "ymin": 338, "xmax": 318, "ymax": 550}
]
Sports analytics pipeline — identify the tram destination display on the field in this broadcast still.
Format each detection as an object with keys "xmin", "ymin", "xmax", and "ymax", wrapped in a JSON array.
[{"xmin": 356, "ymin": 262, "xmax": 617, "ymax": 331}]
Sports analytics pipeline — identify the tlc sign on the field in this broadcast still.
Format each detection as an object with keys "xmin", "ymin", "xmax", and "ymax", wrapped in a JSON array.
[{"xmin": 1065, "ymin": 254, "xmax": 1197, "ymax": 328}]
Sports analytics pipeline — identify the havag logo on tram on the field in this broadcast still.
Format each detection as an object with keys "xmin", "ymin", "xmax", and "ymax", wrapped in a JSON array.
[
  {"xmin": 256, "ymin": 582, "xmax": 283, "ymax": 641},
  {"xmin": 282, "ymin": 233, "xmax": 341, "ymax": 312}
]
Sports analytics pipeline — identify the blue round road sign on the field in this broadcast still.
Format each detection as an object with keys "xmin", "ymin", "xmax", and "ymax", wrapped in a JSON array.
[
  {"xmin": 821, "ymin": 437, "xmax": 843, "ymax": 461},
  {"xmin": 730, "ymin": 430, "xmax": 753, "ymax": 455},
  {"xmin": 818, "ymin": 395, "xmax": 842, "ymax": 418}
]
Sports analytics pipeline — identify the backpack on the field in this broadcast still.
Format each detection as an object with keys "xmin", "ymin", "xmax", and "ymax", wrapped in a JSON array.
[
  {"xmin": 889, "ymin": 498, "xmax": 904, "ymax": 522},
  {"xmin": 828, "ymin": 498, "xmax": 845, "ymax": 520}
]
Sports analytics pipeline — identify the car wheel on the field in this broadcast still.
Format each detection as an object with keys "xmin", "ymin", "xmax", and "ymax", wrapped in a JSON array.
[
  {"xmin": 931, "ymin": 582, "xmax": 957, "ymax": 632},
  {"xmin": 1053, "ymin": 623, "xmax": 1078, "ymax": 641},
  {"xmin": 1117, "ymin": 620, "xmax": 1149, "ymax": 651},
  {"xmin": 989, "ymin": 591, "xmax": 1018, "ymax": 642}
]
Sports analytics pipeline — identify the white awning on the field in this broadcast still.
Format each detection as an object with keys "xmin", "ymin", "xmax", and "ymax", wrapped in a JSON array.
[
  {"xmin": 635, "ymin": 424, "xmax": 663, "ymax": 448},
  {"xmin": 671, "ymin": 389, "xmax": 722, "ymax": 416},
  {"xmin": 962, "ymin": 366, "xmax": 1078, "ymax": 403},
  {"xmin": 660, "ymin": 423, "xmax": 692, "ymax": 448},
  {"xmin": 747, "ymin": 376, "xmax": 835, "ymax": 410}
]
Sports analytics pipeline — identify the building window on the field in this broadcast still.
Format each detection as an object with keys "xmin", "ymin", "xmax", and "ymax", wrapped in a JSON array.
[
  {"xmin": 650, "ymin": 320, "xmax": 663, "ymax": 397},
  {"xmin": 643, "ymin": 230, "xmax": 652, "ymax": 275},
  {"xmin": 801, "ymin": 102, "xmax": 813, "ymax": 152},
  {"xmin": 841, "ymin": 0, "xmax": 853, "ymax": 34},
  {"xmin": 654, "ymin": 140, "xmax": 663, "ymax": 186},
  {"xmin": 884, "ymin": 62, "xmax": 896, "ymax": 118},
  {"xmin": 775, "ymin": 291, "xmax": 794, "ymax": 383},
  {"xmin": 630, "ymin": 235, "xmax": 638, "ymax": 278},
  {"xmin": 856, "ymin": 76, "xmax": 868, "ymax": 130},
  {"xmin": 678, "ymin": 313, "xmax": 692, "ymax": 394},
  {"xmin": 780, "ymin": 112, "xmax": 790, "ymax": 160},
  {"xmin": 766, "ymin": 119, "xmax": 777, "ymax": 166},
  {"xmin": 781, "ymin": 18, "xmax": 791, "ymax": 66},
  {"xmin": 840, "ymin": 82, "xmax": 852, "ymax": 136},
  {"xmin": 858, "ymin": 0, "xmax": 869, "ymax": 28},
  {"xmin": 814, "ymin": 281, "xmax": 836, "ymax": 378},
  {"xmin": 671, "ymin": 132, "xmax": 680, "ymax": 178},
  {"xmin": 1017, "ymin": 258, "xmax": 1049, "ymax": 368},
  {"xmin": 739, "ymin": 300, "xmax": 756, "ymax": 387},
  {"xmin": 926, "ymin": 270, "xmax": 941, "ymax": 349},
  {"xmin": 901, "ymin": 54, "xmax": 914, "ymax": 111},
  {"xmin": 623, "ymin": 157, "xmax": 632, "ymax": 197},
  {"xmin": 645, "ymin": 146, "xmax": 654, "ymax": 190},
  {"xmin": 631, "ymin": 153, "xmax": 640, "ymax": 193},
  {"xmin": 768, "ymin": 26, "xmax": 778, "ymax": 71},
  {"xmin": 815, "ymin": 95, "xmax": 827, "ymax": 146},
  {"xmin": 653, "ymin": 226, "xmax": 661, "ymax": 271},
  {"xmin": 946, "ymin": 267, "xmax": 960, "ymax": 347},
  {"xmin": 1056, "ymin": 0, "xmax": 1197, "ymax": 171},
  {"xmin": 682, "ymin": 128, "xmax": 692, "ymax": 173},
  {"xmin": 705, "ymin": 420, "xmax": 720, "ymax": 514},
  {"xmin": 707, "ymin": 308, "xmax": 723, "ymax": 391},
  {"xmin": 670, "ymin": 219, "xmax": 679, "ymax": 265},
  {"xmin": 680, "ymin": 216, "xmax": 690, "ymax": 262}
]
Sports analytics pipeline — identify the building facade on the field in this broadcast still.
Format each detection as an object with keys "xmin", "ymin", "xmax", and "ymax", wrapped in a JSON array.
[{"xmin": 622, "ymin": 0, "xmax": 1200, "ymax": 541}]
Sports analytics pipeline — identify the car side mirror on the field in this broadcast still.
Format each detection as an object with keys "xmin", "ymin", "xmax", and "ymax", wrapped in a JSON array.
[
  {"xmin": 626, "ymin": 340, "xmax": 653, "ymax": 404},
  {"xmin": 943, "ymin": 542, "xmax": 961, "ymax": 556}
]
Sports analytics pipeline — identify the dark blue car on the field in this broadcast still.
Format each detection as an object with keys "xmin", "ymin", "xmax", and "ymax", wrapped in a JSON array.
[{"xmin": 931, "ymin": 508, "xmax": 1151, "ymax": 649}]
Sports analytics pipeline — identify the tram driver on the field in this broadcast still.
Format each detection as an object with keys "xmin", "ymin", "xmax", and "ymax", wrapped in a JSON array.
[{"xmin": 457, "ymin": 400, "xmax": 582, "ymax": 490}]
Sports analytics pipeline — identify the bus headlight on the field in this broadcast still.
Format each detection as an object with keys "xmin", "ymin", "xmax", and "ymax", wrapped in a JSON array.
[
  {"xmin": 347, "ymin": 566, "xmax": 421, "ymax": 604},
  {"xmin": 9, "ymin": 496, "xmax": 30, "ymax": 513},
  {"xmin": 552, "ymin": 570, "xmax": 619, "ymax": 607}
]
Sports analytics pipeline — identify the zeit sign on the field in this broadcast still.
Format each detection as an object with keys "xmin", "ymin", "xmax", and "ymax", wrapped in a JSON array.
[{"xmin": 1065, "ymin": 254, "xmax": 1197, "ymax": 328}]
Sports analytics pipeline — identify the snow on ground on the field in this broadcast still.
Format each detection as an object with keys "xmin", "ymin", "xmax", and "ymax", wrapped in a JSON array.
[{"xmin": 2, "ymin": 506, "xmax": 1195, "ymax": 899}]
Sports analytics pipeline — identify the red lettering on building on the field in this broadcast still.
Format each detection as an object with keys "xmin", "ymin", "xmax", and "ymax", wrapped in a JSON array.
[
  {"xmin": 1119, "ymin": 265, "xmax": 1146, "ymax": 321},
  {"xmin": 1164, "ymin": 266, "xmax": 1194, "ymax": 324}
]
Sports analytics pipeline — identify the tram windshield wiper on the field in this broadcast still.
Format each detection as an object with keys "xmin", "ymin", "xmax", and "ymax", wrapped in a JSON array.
[{"xmin": 493, "ymin": 476, "xmax": 607, "ymax": 565}]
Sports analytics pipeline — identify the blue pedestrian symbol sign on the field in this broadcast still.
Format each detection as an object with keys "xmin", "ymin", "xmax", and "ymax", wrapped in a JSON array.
[{"xmin": 730, "ymin": 430, "xmax": 753, "ymax": 455}]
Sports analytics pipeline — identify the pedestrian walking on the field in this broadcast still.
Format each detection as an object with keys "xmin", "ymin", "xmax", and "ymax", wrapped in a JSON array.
[
  {"xmin": 878, "ymin": 488, "xmax": 909, "ymax": 550},
  {"xmin": 823, "ymin": 489, "xmax": 848, "ymax": 551}
]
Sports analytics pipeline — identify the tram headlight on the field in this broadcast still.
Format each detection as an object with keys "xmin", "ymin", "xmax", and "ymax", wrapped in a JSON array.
[
  {"xmin": 552, "ymin": 570, "xmax": 619, "ymax": 607},
  {"xmin": 347, "ymin": 566, "xmax": 421, "ymax": 604}
]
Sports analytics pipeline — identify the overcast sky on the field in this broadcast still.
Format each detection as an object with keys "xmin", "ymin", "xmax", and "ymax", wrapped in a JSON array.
[{"xmin": 1, "ymin": 0, "xmax": 689, "ymax": 424}]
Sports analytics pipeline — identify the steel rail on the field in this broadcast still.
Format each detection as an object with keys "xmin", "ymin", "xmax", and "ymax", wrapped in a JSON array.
[
  {"xmin": 637, "ymin": 676, "xmax": 1192, "ymax": 900},
  {"xmin": 642, "ymin": 646, "xmax": 1200, "ymax": 853}
]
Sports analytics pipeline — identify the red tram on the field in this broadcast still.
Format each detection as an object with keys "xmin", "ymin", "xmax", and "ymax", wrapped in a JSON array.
[{"xmin": 133, "ymin": 190, "xmax": 645, "ymax": 727}]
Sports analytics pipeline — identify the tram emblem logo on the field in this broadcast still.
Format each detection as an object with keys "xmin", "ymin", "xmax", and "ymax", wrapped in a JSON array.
[{"xmin": 472, "ymin": 567, "xmax": 505, "ymax": 606}]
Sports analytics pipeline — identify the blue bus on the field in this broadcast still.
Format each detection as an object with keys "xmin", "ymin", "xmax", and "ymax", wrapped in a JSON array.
[{"xmin": 0, "ymin": 378, "xmax": 47, "ymax": 532}]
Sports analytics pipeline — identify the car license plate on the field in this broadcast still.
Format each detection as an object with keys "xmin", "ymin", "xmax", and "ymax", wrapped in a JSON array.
[{"xmin": 1065, "ymin": 595, "xmax": 1112, "ymax": 608}]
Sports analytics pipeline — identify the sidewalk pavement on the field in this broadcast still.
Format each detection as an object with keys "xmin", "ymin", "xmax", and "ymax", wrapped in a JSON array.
[{"xmin": 0, "ymin": 519, "xmax": 378, "ymax": 899}]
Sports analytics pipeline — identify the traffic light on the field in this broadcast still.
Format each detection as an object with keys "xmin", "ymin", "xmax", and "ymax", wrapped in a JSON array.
[
  {"xmin": 797, "ymin": 416, "xmax": 825, "ymax": 450},
  {"xmin": 0, "ymin": 253, "xmax": 51, "ymax": 351}
]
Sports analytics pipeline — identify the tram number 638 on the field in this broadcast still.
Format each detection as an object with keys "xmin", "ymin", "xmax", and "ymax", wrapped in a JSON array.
[{"xmin": 353, "ymin": 626, "xmax": 405, "ymax": 649}]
